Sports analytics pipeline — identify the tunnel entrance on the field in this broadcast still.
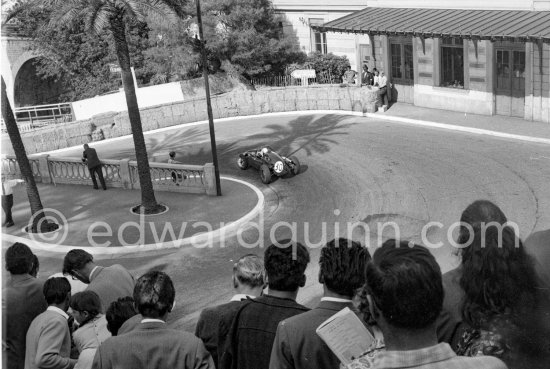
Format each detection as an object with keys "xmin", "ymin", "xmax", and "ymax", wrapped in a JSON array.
[{"xmin": 13, "ymin": 58, "xmax": 66, "ymax": 107}]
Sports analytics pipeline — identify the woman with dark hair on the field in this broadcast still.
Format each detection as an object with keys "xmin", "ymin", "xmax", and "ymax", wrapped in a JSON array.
[
  {"xmin": 437, "ymin": 200, "xmax": 510, "ymax": 342},
  {"xmin": 452, "ymin": 226, "xmax": 550, "ymax": 368},
  {"xmin": 69, "ymin": 291, "xmax": 111, "ymax": 369}
]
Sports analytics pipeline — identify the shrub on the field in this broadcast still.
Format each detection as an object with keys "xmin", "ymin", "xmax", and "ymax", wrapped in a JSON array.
[{"xmin": 304, "ymin": 52, "xmax": 351, "ymax": 79}]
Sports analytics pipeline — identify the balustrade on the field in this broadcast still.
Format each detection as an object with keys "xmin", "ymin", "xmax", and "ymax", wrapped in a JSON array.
[{"xmin": 1, "ymin": 155, "xmax": 214, "ymax": 195}]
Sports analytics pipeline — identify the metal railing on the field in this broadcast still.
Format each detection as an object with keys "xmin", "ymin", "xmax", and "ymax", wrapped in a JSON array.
[
  {"xmin": 250, "ymin": 71, "xmax": 342, "ymax": 88},
  {"xmin": 1, "ymin": 103, "xmax": 74, "ymax": 133}
]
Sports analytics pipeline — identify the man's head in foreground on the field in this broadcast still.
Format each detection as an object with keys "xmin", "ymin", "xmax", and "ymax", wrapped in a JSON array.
[
  {"xmin": 319, "ymin": 238, "xmax": 371, "ymax": 299},
  {"xmin": 62, "ymin": 249, "xmax": 95, "ymax": 283},
  {"xmin": 233, "ymin": 254, "xmax": 265, "ymax": 295},
  {"xmin": 5, "ymin": 242, "xmax": 34, "ymax": 275},
  {"xmin": 366, "ymin": 239, "xmax": 443, "ymax": 350},
  {"xmin": 264, "ymin": 240, "xmax": 310, "ymax": 294},
  {"xmin": 133, "ymin": 271, "xmax": 175, "ymax": 321}
]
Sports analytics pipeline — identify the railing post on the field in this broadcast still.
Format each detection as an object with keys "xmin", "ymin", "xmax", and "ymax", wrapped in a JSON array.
[
  {"xmin": 204, "ymin": 163, "xmax": 216, "ymax": 196},
  {"xmin": 38, "ymin": 154, "xmax": 52, "ymax": 184},
  {"xmin": 119, "ymin": 159, "xmax": 132, "ymax": 189}
]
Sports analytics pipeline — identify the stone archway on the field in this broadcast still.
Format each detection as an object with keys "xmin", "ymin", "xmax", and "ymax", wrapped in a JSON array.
[{"xmin": 13, "ymin": 57, "xmax": 65, "ymax": 107}]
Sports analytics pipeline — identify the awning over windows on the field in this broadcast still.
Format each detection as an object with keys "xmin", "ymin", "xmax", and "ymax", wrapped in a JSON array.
[{"xmin": 312, "ymin": 7, "xmax": 550, "ymax": 42}]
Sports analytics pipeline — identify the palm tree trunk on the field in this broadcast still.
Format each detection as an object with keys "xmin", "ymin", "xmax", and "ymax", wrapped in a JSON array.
[
  {"xmin": 110, "ymin": 17, "xmax": 160, "ymax": 213},
  {"xmin": 1, "ymin": 76, "xmax": 47, "ymax": 232}
]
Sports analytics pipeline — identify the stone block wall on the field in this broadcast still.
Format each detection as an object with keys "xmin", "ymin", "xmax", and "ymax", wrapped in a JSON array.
[{"xmin": 3, "ymin": 86, "xmax": 379, "ymax": 155}]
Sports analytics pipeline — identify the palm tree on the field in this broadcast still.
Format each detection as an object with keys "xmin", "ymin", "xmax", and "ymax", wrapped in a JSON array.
[
  {"xmin": 45, "ymin": 0, "xmax": 187, "ymax": 213},
  {"xmin": 1, "ymin": 76, "xmax": 57, "ymax": 232}
]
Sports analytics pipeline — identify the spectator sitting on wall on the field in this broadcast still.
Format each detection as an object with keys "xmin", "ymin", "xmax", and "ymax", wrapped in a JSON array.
[
  {"xmin": 361, "ymin": 65, "xmax": 374, "ymax": 86},
  {"xmin": 342, "ymin": 66, "xmax": 357, "ymax": 85}
]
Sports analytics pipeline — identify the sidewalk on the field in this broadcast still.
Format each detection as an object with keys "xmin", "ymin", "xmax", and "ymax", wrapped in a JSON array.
[
  {"xmin": 369, "ymin": 103, "xmax": 550, "ymax": 142},
  {"xmin": 1, "ymin": 177, "xmax": 261, "ymax": 255}
]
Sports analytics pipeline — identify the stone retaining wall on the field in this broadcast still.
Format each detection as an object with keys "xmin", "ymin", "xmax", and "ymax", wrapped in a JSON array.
[{"xmin": 4, "ymin": 86, "xmax": 379, "ymax": 155}]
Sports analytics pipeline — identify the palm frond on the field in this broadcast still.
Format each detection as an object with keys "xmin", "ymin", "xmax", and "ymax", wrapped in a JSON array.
[
  {"xmin": 137, "ymin": 0, "xmax": 180, "ymax": 26},
  {"xmin": 90, "ymin": 8, "xmax": 114, "ymax": 34},
  {"xmin": 116, "ymin": 0, "xmax": 144, "ymax": 22},
  {"xmin": 83, "ymin": 0, "xmax": 112, "ymax": 34},
  {"xmin": 2, "ymin": 0, "xmax": 42, "ymax": 25},
  {"xmin": 47, "ymin": 5, "xmax": 83, "ymax": 30},
  {"xmin": 157, "ymin": 0, "xmax": 188, "ymax": 19}
]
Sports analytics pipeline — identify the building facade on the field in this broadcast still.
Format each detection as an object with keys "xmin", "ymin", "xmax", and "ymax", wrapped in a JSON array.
[
  {"xmin": 274, "ymin": 1, "xmax": 550, "ymax": 122},
  {"xmin": 272, "ymin": 1, "xmax": 369, "ymax": 70}
]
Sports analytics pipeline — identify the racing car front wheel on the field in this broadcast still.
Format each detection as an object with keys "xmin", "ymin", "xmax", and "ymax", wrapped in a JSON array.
[
  {"xmin": 289, "ymin": 156, "xmax": 301, "ymax": 175},
  {"xmin": 260, "ymin": 164, "xmax": 272, "ymax": 184},
  {"xmin": 237, "ymin": 157, "xmax": 249, "ymax": 170}
]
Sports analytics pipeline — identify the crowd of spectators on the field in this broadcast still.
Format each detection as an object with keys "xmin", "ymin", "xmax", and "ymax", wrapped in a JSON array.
[{"xmin": 2, "ymin": 199, "xmax": 549, "ymax": 369}]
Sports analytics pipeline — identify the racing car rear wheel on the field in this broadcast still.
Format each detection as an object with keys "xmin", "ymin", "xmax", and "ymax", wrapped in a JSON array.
[
  {"xmin": 260, "ymin": 164, "xmax": 272, "ymax": 184},
  {"xmin": 237, "ymin": 157, "xmax": 249, "ymax": 170},
  {"xmin": 289, "ymin": 156, "xmax": 301, "ymax": 175}
]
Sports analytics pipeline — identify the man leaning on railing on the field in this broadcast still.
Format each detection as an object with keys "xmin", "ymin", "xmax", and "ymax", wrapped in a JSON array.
[{"xmin": 82, "ymin": 144, "xmax": 107, "ymax": 190}]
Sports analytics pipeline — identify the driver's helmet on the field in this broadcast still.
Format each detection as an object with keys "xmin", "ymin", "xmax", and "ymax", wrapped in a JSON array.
[{"xmin": 261, "ymin": 147, "xmax": 269, "ymax": 156}]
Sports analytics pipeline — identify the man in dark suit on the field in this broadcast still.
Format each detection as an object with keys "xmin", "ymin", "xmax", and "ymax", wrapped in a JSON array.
[
  {"xmin": 2, "ymin": 243, "xmax": 48, "ymax": 369},
  {"xmin": 92, "ymin": 271, "xmax": 214, "ymax": 369},
  {"xmin": 219, "ymin": 241, "xmax": 310, "ymax": 369},
  {"xmin": 25, "ymin": 277, "xmax": 76, "ymax": 369},
  {"xmin": 195, "ymin": 254, "xmax": 265, "ymax": 367},
  {"xmin": 270, "ymin": 238, "xmax": 371, "ymax": 369},
  {"xmin": 361, "ymin": 64, "xmax": 374, "ymax": 86},
  {"xmin": 63, "ymin": 249, "xmax": 134, "ymax": 312},
  {"xmin": 82, "ymin": 144, "xmax": 106, "ymax": 190}
]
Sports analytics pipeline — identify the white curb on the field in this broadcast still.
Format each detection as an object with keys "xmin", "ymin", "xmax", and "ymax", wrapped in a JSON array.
[
  {"xmin": 364, "ymin": 113, "xmax": 550, "ymax": 146},
  {"xmin": 1, "ymin": 176, "xmax": 264, "ymax": 257}
]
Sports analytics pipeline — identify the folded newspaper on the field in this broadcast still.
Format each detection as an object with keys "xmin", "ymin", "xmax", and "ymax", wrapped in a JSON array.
[{"xmin": 315, "ymin": 307, "xmax": 375, "ymax": 365}]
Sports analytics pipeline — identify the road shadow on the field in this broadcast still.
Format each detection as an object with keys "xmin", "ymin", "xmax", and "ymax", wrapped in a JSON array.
[{"xmin": 157, "ymin": 113, "xmax": 353, "ymax": 172}]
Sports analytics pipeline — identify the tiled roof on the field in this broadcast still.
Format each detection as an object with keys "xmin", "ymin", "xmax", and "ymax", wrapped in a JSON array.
[{"xmin": 313, "ymin": 7, "xmax": 550, "ymax": 41}]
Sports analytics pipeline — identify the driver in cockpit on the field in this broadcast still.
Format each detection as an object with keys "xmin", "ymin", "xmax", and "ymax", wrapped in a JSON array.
[{"xmin": 258, "ymin": 147, "xmax": 270, "ymax": 158}]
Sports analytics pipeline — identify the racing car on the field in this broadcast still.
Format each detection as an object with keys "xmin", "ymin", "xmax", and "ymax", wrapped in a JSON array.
[{"xmin": 237, "ymin": 146, "xmax": 301, "ymax": 184}]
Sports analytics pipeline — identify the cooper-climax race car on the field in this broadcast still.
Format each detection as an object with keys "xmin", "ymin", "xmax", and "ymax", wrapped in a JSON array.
[{"xmin": 237, "ymin": 146, "xmax": 301, "ymax": 184}]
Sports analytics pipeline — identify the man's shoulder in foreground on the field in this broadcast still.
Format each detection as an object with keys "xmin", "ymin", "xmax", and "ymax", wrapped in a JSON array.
[
  {"xmin": 247, "ymin": 294, "xmax": 308, "ymax": 310},
  {"xmin": 99, "ymin": 323, "xmax": 206, "ymax": 354},
  {"xmin": 200, "ymin": 300, "xmax": 243, "ymax": 319},
  {"xmin": 375, "ymin": 343, "xmax": 507, "ymax": 369},
  {"xmin": 31, "ymin": 309, "xmax": 66, "ymax": 326}
]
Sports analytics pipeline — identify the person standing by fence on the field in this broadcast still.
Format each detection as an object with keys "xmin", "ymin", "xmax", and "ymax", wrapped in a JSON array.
[
  {"xmin": 2, "ymin": 178, "xmax": 24, "ymax": 227},
  {"xmin": 82, "ymin": 144, "xmax": 106, "ymax": 190}
]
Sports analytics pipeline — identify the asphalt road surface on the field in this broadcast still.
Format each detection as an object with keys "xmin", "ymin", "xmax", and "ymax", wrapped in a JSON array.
[{"xmin": 13, "ymin": 113, "xmax": 550, "ymax": 331}]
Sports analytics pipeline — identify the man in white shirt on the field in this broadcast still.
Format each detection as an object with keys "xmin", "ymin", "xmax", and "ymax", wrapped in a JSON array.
[
  {"xmin": 195, "ymin": 254, "xmax": 265, "ymax": 367},
  {"xmin": 377, "ymin": 71, "xmax": 389, "ymax": 107},
  {"xmin": 2, "ymin": 178, "xmax": 24, "ymax": 227},
  {"xmin": 24, "ymin": 277, "xmax": 77, "ymax": 369}
]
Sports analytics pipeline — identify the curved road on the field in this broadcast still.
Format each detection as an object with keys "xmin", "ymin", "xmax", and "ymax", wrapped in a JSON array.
[{"xmin": 26, "ymin": 113, "xmax": 550, "ymax": 330}]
